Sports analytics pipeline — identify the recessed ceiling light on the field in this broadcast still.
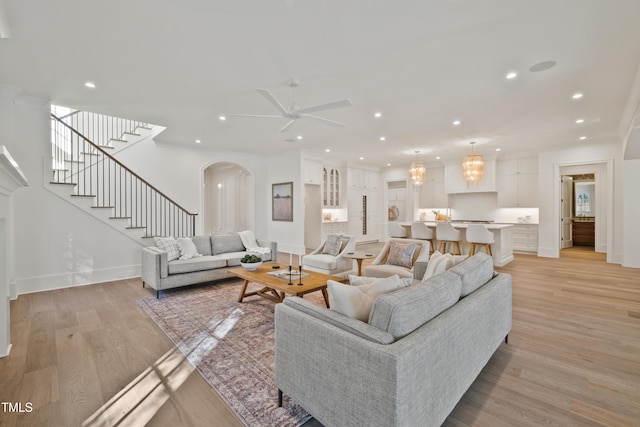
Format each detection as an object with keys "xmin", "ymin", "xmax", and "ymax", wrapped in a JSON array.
[
  {"xmin": 195, "ymin": 139, "xmax": 201, "ymax": 144},
  {"xmin": 325, "ymin": 148, "xmax": 331, "ymax": 152},
  {"xmin": 496, "ymin": 148, "xmax": 501, "ymax": 152},
  {"xmin": 576, "ymin": 119, "xmax": 584, "ymax": 124},
  {"xmin": 572, "ymin": 93, "xmax": 583, "ymax": 100},
  {"xmin": 387, "ymin": 163, "xmax": 391, "ymax": 166},
  {"xmin": 436, "ymin": 156, "xmax": 441, "ymax": 160},
  {"xmin": 84, "ymin": 82, "xmax": 96, "ymax": 88},
  {"xmin": 219, "ymin": 115, "xmax": 227, "ymax": 121},
  {"xmin": 374, "ymin": 112, "xmax": 382, "ymax": 118},
  {"xmin": 379, "ymin": 136, "xmax": 386, "ymax": 141},
  {"xmin": 453, "ymin": 120, "xmax": 461, "ymax": 126},
  {"xmin": 579, "ymin": 136, "xmax": 587, "ymax": 140},
  {"xmin": 296, "ymin": 135, "xmax": 303, "ymax": 140},
  {"xmin": 359, "ymin": 157, "xmax": 364, "ymax": 160},
  {"xmin": 506, "ymin": 72, "xmax": 517, "ymax": 80}
]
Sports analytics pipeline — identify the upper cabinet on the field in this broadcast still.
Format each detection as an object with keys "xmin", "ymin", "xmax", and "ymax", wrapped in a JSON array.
[
  {"xmin": 418, "ymin": 167, "xmax": 448, "ymax": 208},
  {"xmin": 303, "ymin": 158, "xmax": 323, "ymax": 184},
  {"xmin": 323, "ymin": 167, "xmax": 341, "ymax": 207},
  {"xmin": 497, "ymin": 157, "xmax": 538, "ymax": 207},
  {"xmin": 348, "ymin": 167, "xmax": 379, "ymax": 191},
  {"xmin": 445, "ymin": 160, "xmax": 496, "ymax": 193}
]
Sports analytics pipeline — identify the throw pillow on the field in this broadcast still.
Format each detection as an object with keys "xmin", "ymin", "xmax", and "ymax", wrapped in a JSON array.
[
  {"xmin": 385, "ymin": 242, "xmax": 417, "ymax": 268},
  {"xmin": 422, "ymin": 252, "xmax": 469, "ymax": 280},
  {"xmin": 153, "ymin": 236, "xmax": 180, "ymax": 261},
  {"xmin": 328, "ymin": 275, "xmax": 403, "ymax": 322},
  {"xmin": 322, "ymin": 234, "xmax": 343, "ymax": 257},
  {"xmin": 177, "ymin": 237, "xmax": 202, "ymax": 260},
  {"xmin": 348, "ymin": 274, "xmax": 413, "ymax": 288}
]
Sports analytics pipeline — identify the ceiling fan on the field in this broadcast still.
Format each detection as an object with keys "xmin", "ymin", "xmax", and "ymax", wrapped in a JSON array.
[{"xmin": 229, "ymin": 79, "xmax": 352, "ymax": 132}]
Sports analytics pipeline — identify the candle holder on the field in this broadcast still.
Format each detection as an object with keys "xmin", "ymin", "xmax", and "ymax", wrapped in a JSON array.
[
  {"xmin": 287, "ymin": 265, "xmax": 293, "ymax": 285},
  {"xmin": 298, "ymin": 265, "xmax": 303, "ymax": 286}
]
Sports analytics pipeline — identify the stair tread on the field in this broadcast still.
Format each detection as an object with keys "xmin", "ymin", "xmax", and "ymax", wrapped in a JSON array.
[
  {"xmin": 110, "ymin": 138, "xmax": 127, "ymax": 143},
  {"xmin": 71, "ymin": 194, "xmax": 96, "ymax": 198},
  {"xmin": 49, "ymin": 181, "xmax": 76, "ymax": 186},
  {"xmin": 91, "ymin": 206, "xmax": 115, "ymax": 209},
  {"xmin": 109, "ymin": 216, "xmax": 131, "ymax": 219}
]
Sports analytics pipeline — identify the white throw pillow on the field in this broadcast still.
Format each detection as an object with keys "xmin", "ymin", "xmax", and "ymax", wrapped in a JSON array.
[
  {"xmin": 177, "ymin": 237, "xmax": 202, "ymax": 260},
  {"xmin": 422, "ymin": 252, "xmax": 469, "ymax": 280},
  {"xmin": 154, "ymin": 236, "xmax": 180, "ymax": 261},
  {"xmin": 348, "ymin": 274, "xmax": 412, "ymax": 288},
  {"xmin": 328, "ymin": 275, "xmax": 403, "ymax": 322}
]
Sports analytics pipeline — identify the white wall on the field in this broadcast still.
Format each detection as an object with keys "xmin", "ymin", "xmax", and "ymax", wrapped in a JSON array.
[
  {"xmin": 266, "ymin": 150, "xmax": 304, "ymax": 252},
  {"xmin": 623, "ymin": 159, "xmax": 640, "ymax": 267},
  {"xmin": 538, "ymin": 140, "xmax": 623, "ymax": 263}
]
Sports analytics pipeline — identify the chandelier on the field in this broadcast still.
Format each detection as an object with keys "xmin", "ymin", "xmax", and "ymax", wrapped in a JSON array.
[
  {"xmin": 409, "ymin": 150, "xmax": 426, "ymax": 186},
  {"xmin": 462, "ymin": 141, "xmax": 484, "ymax": 184}
]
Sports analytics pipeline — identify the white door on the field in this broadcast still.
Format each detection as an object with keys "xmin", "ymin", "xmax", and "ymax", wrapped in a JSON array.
[
  {"xmin": 304, "ymin": 184, "xmax": 322, "ymax": 250},
  {"xmin": 561, "ymin": 176, "xmax": 573, "ymax": 249}
]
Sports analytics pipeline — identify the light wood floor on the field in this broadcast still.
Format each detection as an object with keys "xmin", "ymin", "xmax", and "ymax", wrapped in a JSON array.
[{"xmin": 1, "ymin": 247, "xmax": 639, "ymax": 426}]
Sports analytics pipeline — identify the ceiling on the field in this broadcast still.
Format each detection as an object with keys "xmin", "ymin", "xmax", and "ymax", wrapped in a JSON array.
[{"xmin": 2, "ymin": 0, "xmax": 640, "ymax": 167}]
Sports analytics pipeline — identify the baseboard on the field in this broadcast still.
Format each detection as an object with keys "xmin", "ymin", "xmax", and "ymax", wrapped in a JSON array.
[
  {"xmin": 537, "ymin": 247, "xmax": 558, "ymax": 258},
  {"xmin": 16, "ymin": 264, "xmax": 141, "ymax": 295},
  {"xmin": 0, "ymin": 343, "xmax": 11, "ymax": 358}
]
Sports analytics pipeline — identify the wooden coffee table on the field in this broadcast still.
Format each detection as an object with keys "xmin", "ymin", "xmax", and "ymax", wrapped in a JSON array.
[{"xmin": 229, "ymin": 263, "xmax": 346, "ymax": 308}]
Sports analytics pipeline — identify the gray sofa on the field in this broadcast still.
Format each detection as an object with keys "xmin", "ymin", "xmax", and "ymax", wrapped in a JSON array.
[
  {"xmin": 274, "ymin": 252, "xmax": 512, "ymax": 427},
  {"xmin": 141, "ymin": 233, "xmax": 277, "ymax": 297}
]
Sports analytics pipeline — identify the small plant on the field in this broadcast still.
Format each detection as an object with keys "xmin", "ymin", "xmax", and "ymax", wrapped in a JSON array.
[{"xmin": 241, "ymin": 254, "xmax": 262, "ymax": 263}]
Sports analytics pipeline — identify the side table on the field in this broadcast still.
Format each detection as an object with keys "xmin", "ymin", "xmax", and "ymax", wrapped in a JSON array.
[{"xmin": 343, "ymin": 252, "xmax": 376, "ymax": 276}]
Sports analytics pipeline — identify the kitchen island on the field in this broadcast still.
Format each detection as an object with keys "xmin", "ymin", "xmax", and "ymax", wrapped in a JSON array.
[{"xmin": 402, "ymin": 221, "xmax": 514, "ymax": 267}]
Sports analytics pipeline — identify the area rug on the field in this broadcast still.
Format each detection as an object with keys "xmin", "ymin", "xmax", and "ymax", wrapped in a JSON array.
[{"xmin": 136, "ymin": 279, "xmax": 320, "ymax": 427}]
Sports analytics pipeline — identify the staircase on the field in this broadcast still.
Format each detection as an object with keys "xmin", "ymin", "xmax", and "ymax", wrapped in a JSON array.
[{"xmin": 47, "ymin": 110, "xmax": 197, "ymax": 243}]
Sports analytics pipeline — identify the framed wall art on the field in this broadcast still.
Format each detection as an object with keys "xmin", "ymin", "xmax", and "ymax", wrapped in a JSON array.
[{"xmin": 272, "ymin": 182, "xmax": 293, "ymax": 222}]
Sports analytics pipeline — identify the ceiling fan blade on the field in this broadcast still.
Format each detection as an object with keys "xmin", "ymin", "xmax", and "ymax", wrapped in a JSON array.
[
  {"xmin": 295, "ymin": 98, "xmax": 352, "ymax": 115},
  {"xmin": 279, "ymin": 120, "xmax": 296, "ymax": 133},
  {"xmin": 257, "ymin": 88, "xmax": 289, "ymax": 116},
  {"xmin": 228, "ymin": 114, "xmax": 283, "ymax": 119},
  {"xmin": 300, "ymin": 114, "xmax": 346, "ymax": 128}
]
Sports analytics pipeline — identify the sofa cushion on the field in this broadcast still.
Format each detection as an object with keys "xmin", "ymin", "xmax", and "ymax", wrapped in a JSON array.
[
  {"xmin": 211, "ymin": 233, "xmax": 246, "ymax": 255},
  {"xmin": 328, "ymin": 275, "xmax": 404, "ymax": 322},
  {"xmin": 322, "ymin": 234, "xmax": 343, "ymax": 256},
  {"xmin": 304, "ymin": 254, "xmax": 338, "ymax": 270},
  {"xmin": 368, "ymin": 271, "xmax": 462, "ymax": 339},
  {"xmin": 215, "ymin": 251, "xmax": 249, "ymax": 267},
  {"xmin": 191, "ymin": 236, "xmax": 212, "ymax": 256},
  {"xmin": 167, "ymin": 256, "xmax": 226, "ymax": 275},
  {"xmin": 154, "ymin": 236, "xmax": 180, "ymax": 261},
  {"xmin": 386, "ymin": 242, "xmax": 417, "ymax": 268},
  {"xmin": 177, "ymin": 237, "xmax": 202, "ymax": 260},
  {"xmin": 348, "ymin": 275, "xmax": 413, "ymax": 287},
  {"xmin": 449, "ymin": 252, "xmax": 494, "ymax": 297}
]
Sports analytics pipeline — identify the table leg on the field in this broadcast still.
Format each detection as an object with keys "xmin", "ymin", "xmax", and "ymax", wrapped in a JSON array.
[
  {"xmin": 321, "ymin": 288, "xmax": 330, "ymax": 308},
  {"xmin": 237, "ymin": 279, "xmax": 250, "ymax": 302},
  {"xmin": 356, "ymin": 258, "xmax": 364, "ymax": 276}
]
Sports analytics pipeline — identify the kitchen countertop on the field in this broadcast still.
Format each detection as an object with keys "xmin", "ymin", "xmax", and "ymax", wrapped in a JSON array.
[{"xmin": 409, "ymin": 221, "xmax": 514, "ymax": 230}]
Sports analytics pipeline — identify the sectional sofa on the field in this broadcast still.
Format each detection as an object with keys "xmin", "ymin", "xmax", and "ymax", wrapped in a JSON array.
[{"xmin": 274, "ymin": 252, "xmax": 512, "ymax": 427}]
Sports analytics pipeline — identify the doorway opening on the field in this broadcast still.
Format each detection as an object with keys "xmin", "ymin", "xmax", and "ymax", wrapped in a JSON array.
[
  {"xmin": 558, "ymin": 162, "xmax": 609, "ymax": 260},
  {"xmin": 202, "ymin": 162, "xmax": 252, "ymax": 234}
]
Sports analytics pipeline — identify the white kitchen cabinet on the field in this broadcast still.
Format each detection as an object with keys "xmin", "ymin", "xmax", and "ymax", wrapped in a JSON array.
[
  {"xmin": 304, "ymin": 158, "xmax": 323, "ymax": 185},
  {"xmin": 323, "ymin": 167, "xmax": 341, "ymax": 207},
  {"xmin": 348, "ymin": 167, "xmax": 379, "ymax": 191},
  {"xmin": 497, "ymin": 157, "xmax": 538, "ymax": 207},
  {"xmin": 348, "ymin": 189, "xmax": 380, "ymax": 242},
  {"xmin": 511, "ymin": 224, "xmax": 538, "ymax": 253},
  {"xmin": 419, "ymin": 167, "xmax": 448, "ymax": 208},
  {"xmin": 445, "ymin": 160, "xmax": 496, "ymax": 193}
]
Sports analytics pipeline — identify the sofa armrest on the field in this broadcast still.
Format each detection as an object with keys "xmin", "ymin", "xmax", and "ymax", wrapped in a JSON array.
[
  {"xmin": 257, "ymin": 239, "xmax": 277, "ymax": 261},
  {"xmin": 141, "ymin": 247, "xmax": 168, "ymax": 287}
]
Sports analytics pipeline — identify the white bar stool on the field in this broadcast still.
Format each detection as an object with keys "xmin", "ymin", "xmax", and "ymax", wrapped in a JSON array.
[
  {"xmin": 411, "ymin": 222, "xmax": 435, "ymax": 254},
  {"xmin": 388, "ymin": 221, "xmax": 407, "ymax": 238},
  {"xmin": 466, "ymin": 224, "xmax": 494, "ymax": 256},
  {"xmin": 436, "ymin": 222, "xmax": 462, "ymax": 255}
]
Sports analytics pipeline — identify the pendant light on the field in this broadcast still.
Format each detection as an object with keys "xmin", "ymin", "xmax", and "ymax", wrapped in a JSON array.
[
  {"xmin": 462, "ymin": 141, "xmax": 484, "ymax": 184},
  {"xmin": 409, "ymin": 150, "xmax": 426, "ymax": 186}
]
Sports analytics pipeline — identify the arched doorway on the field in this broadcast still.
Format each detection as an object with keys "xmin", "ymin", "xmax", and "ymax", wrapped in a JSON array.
[{"xmin": 202, "ymin": 162, "xmax": 251, "ymax": 234}]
